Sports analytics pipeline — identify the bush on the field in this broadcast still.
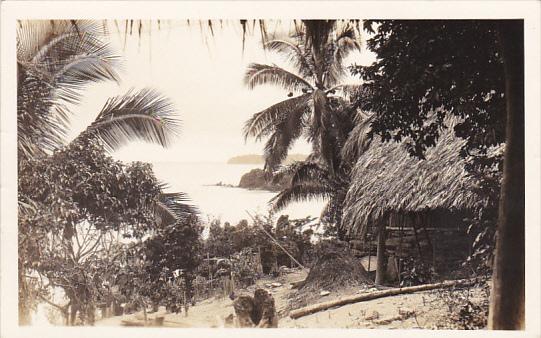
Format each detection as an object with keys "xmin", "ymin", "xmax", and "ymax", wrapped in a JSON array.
[{"xmin": 431, "ymin": 282, "xmax": 490, "ymax": 329}]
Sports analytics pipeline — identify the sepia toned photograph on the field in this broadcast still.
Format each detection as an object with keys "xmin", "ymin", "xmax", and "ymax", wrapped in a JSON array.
[{"xmin": 1, "ymin": 1, "xmax": 540, "ymax": 336}]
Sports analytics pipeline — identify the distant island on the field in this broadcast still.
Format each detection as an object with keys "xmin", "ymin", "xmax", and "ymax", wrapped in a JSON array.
[{"xmin": 227, "ymin": 153, "xmax": 307, "ymax": 164}]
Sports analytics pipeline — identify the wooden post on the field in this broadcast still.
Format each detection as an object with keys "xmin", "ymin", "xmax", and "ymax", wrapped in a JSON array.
[
  {"xmin": 257, "ymin": 246, "xmax": 263, "ymax": 274},
  {"xmin": 207, "ymin": 252, "xmax": 212, "ymax": 292},
  {"xmin": 141, "ymin": 298, "xmax": 147, "ymax": 324},
  {"xmin": 367, "ymin": 236, "xmax": 372, "ymax": 277},
  {"xmin": 397, "ymin": 219, "xmax": 403, "ymax": 286},
  {"xmin": 183, "ymin": 290, "xmax": 188, "ymax": 317},
  {"xmin": 420, "ymin": 215, "xmax": 434, "ymax": 269},
  {"xmin": 411, "ymin": 216, "xmax": 424, "ymax": 261},
  {"xmin": 375, "ymin": 222, "xmax": 387, "ymax": 285}
]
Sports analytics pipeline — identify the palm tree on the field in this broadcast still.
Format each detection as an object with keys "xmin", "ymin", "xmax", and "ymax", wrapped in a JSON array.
[
  {"xmin": 243, "ymin": 20, "xmax": 362, "ymax": 173},
  {"xmin": 17, "ymin": 20, "xmax": 121, "ymax": 161},
  {"xmin": 16, "ymin": 20, "xmax": 192, "ymax": 324},
  {"xmin": 17, "ymin": 20, "xmax": 185, "ymax": 157},
  {"xmin": 17, "ymin": 20, "xmax": 188, "ymax": 224},
  {"xmin": 269, "ymin": 112, "xmax": 373, "ymax": 239}
]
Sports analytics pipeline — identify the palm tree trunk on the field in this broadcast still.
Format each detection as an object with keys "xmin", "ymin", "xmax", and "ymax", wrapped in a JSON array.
[{"xmin": 488, "ymin": 20, "xmax": 525, "ymax": 330}]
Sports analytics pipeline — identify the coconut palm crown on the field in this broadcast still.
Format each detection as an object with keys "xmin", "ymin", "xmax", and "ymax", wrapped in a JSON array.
[{"xmin": 243, "ymin": 20, "xmax": 362, "ymax": 174}]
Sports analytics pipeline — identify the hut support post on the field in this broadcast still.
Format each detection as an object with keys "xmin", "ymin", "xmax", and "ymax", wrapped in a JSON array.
[
  {"xmin": 411, "ymin": 216, "xmax": 424, "ymax": 262},
  {"xmin": 397, "ymin": 220, "xmax": 403, "ymax": 286},
  {"xmin": 375, "ymin": 223, "xmax": 387, "ymax": 285}
]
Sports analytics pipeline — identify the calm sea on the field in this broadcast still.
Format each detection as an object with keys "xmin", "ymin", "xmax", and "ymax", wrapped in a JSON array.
[{"xmin": 151, "ymin": 162, "xmax": 327, "ymax": 225}]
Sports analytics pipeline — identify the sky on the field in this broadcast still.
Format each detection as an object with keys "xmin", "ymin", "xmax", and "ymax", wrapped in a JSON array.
[{"xmin": 65, "ymin": 20, "xmax": 376, "ymax": 163}]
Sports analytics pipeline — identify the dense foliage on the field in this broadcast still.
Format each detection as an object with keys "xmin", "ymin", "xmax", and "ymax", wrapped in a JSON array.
[
  {"xmin": 204, "ymin": 215, "xmax": 314, "ymax": 272},
  {"xmin": 19, "ymin": 139, "xmax": 200, "ymax": 324},
  {"xmin": 355, "ymin": 20, "xmax": 506, "ymax": 158},
  {"xmin": 351, "ymin": 20, "xmax": 507, "ymax": 271},
  {"xmin": 116, "ymin": 216, "xmax": 203, "ymax": 314}
]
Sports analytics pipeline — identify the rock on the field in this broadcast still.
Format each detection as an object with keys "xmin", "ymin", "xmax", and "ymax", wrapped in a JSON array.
[
  {"xmin": 238, "ymin": 169, "xmax": 291, "ymax": 191},
  {"xmin": 253, "ymin": 288, "xmax": 279, "ymax": 328},
  {"xmin": 398, "ymin": 308, "xmax": 415, "ymax": 317},
  {"xmin": 223, "ymin": 313, "xmax": 235, "ymax": 327},
  {"xmin": 233, "ymin": 296, "xmax": 256, "ymax": 327},
  {"xmin": 270, "ymin": 282, "xmax": 282, "ymax": 288},
  {"xmin": 320, "ymin": 290, "xmax": 331, "ymax": 296},
  {"xmin": 365, "ymin": 310, "xmax": 380, "ymax": 321}
]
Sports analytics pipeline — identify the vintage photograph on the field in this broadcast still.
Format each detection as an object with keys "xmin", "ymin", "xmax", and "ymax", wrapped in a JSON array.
[{"xmin": 5, "ymin": 10, "xmax": 536, "ymax": 332}]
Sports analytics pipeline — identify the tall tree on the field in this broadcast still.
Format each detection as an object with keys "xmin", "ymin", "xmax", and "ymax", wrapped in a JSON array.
[
  {"xmin": 243, "ymin": 20, "xmax": 361, "ymax": 173},
  {"xmin": 488, "ymin": 20, "xmax": 524, "ymax": 330},
  {"xmin": 16, "ymin": 20, "xmax": 186, "ymax": 325},
  {"xmin": 352, "ymin": 20, "xmax": 524, "ymax": 329}
]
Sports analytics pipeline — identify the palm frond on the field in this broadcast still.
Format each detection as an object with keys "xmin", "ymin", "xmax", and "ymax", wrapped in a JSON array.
[
  {"xmin": 154, "ymin": 192, "xmax": 199, "ymax": 226},
  {"xmin": 18, "ymin": 20, "xmax": 120, "ymax": 104},
  {"xmin": 17, "ymin": 20, "xmax": 121, "ymax": 160},
  {"xmin": 334, "ymin": 24, "xmax": 361, "ymax": 61},
  {"xmin": 264, "ymin": 39, "xmax": 314, "ymax": 79},
  {"xmin": 17, "ymin": 20, "xmax": 103, "ymax": 62},
  {"xmin": 17, "ymin": 68, "xmax": 70, "ymax": 160},
  {"xmin": 341, "ymin": 113, "xmax": 374, "ymax": 162},
  {"xmin": 262, "ymin": 98, "xmax": 309, "ymax": 171},
  {"xmin": 274, "ymin": 161, "xmax": 332, "ymax": 187},
  {"xmin": 327, "ymin": 84, "xmax": 363, "ymax": 102},
  {"xmin": 326, "ymin": 25, "xmax": 361, "ymax": 86},
  {"xmin": 320, "ymin": 194, "xmax": 345, "ymax": 226},
  {"xmin": 270, "ymin": 183, "xmax": 332, "ymax": 212},
  {"xmin": 74, "ymin": 88, "xmax": 181, "ymax": 152},
  {"xmin": 243, "ymin": 93, "xmax": 310, "ymax": 141},
  {"xmin": 244, "ymin": 63, "xmax": 313, "ymax": 92},
  {"xmin": 263, "ymin": 131, "xmax": 293, "ymax": 173}
]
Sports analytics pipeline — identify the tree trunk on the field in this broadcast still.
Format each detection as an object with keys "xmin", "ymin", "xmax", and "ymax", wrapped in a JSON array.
[
  {"xmin": 69, "ymin": 302, "xmax": 79, "ymax": 326},
  {"xmin": 18, "ymin": 272, "xmax": 32, "ymax": 325},
  {"xmin": 289, "ymin": 278, "xmax": 479, "ymax": 319},
  {"xmin": 489, "ymin": 20, "xmax": 525, "ymax": 330},
  {"xmin": 86, "ymin": 304, "xmax": 95, "ymax": 326},
  {"xmin": 375, "ymin": 224, "xmax": 387, "ymax": 285}
]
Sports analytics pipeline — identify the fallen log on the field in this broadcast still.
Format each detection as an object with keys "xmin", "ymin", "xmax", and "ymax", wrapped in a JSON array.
[{"xmin": 289, "ymin": 278, "xmax": 480, "ymax": 319}]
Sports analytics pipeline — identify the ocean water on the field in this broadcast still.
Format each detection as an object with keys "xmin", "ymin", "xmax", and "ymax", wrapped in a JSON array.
[{"xmin": 152, "ymin": 162, "xmax": 327, "ymax": 225}]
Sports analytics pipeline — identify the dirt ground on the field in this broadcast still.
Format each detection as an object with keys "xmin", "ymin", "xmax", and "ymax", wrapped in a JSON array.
[{"xmin": 95, "ymin": 269, "xmax": 488, "ymax": 329}]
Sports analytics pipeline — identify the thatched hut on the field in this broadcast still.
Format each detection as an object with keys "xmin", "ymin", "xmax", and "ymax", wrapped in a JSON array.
[{"xmin": 342, "ymin": 121, "xmax": 484, "ymax": 284}]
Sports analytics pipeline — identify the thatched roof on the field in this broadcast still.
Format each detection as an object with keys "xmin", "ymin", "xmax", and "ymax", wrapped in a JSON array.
[{"xmin": 342, "ymin": 121, "xmax": 482, "ymax": 238}]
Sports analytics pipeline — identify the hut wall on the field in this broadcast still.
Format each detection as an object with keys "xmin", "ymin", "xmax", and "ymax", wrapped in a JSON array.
[{"xmin": 349, "ymin": 210, "xmax": 472, "ymax": 280}]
